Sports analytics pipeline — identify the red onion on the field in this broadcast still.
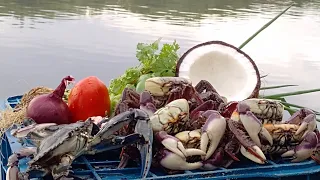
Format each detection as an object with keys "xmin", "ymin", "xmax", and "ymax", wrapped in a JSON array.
[{"xmin": 26, "ymin": 76, "xmax": 75, "ymax": 124}]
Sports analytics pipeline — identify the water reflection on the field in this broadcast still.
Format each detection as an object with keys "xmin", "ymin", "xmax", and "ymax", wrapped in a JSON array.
[
  {"xmin": 1, "ymin": 0, "xmax": 319, "ymax": 31},
  {"xmin": 1, "ymin": 0, "xmax": 319, "ymax": 23}
]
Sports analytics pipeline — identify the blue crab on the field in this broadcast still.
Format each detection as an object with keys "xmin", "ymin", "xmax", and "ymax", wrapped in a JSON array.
[{"xmin": 7, "ymin": 109, "xmax": 153, "ymax": 180}]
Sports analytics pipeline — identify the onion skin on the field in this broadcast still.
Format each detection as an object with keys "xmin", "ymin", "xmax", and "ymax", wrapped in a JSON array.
[
  {"xmin": 175, "ymin": 41, "xmax": 261, "ymax": 100},
  {"xmin": 68, "ymin": 76, "xmax": 111, "ymax": 123},
  {"xmin": 26, "ymin": 76, "xmax": 75, "ymax": 125}
]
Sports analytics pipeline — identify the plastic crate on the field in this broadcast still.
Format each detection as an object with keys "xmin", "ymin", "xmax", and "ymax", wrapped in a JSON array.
[{"xmin": 1, "ymin": 95, "xmax": 320, "ymax": 180}]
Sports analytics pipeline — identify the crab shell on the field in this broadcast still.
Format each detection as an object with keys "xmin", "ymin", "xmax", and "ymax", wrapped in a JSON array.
[
  {"xmin": 145, "ymin": 77, "xmax": 192, "ymax": 97},
  {"xmin": 150, "ymin": 99, "xmax": 189, "ymax": 134},
  {"xmin": 28, "ymin": 120, "xmax": 94, "ymax": 168},
  {"xmin": 237, "ymin": 98, "xmax": 284, "ymax": 124}
]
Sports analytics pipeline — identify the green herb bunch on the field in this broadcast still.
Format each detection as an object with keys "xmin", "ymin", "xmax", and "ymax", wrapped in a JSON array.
[{"xmin": 108, "ymin": 38, "xmax": 180, "ymax": 114}]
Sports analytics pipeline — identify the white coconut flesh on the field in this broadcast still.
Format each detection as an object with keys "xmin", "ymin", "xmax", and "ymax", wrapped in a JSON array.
[{"xmin": 177, "ymin": 41, "xmax": 260, "ymax": 102}]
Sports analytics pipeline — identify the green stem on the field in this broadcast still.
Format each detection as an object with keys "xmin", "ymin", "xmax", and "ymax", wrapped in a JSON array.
[
  {"xmin": 239, "ymin": 3, "xmax": 294, "ymax": 49},
  {"xmin": 260, "ymin": 85, "xmax": 298, "ymax": 90},
  {"xmin": 262, "ymin": 88, "xmax": 320, "ymax": 99},
  {"xmin": 284, "ymin": 106, "xmax": 296, "ymax": 116},
  {"xmin": 280, "ymin": 101, "xmax": 320, "ymax": 115}
]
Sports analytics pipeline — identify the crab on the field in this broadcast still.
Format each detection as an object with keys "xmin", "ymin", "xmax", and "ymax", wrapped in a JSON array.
[
  {"xmin": 223, "ymin": 98, "xmax": 284, "ymax": 123},
  {"xmin": 227, "ymin": 99, "xmax": 320, "ymax": 164},
  {"xmin": 139, "ymin": 91, "xmax": 227, "ymax": 172},
  {"xmin": 144, "ymin": 77, "xmax": 226, "ymax": 111},
  {"xmin": 172, "ymin": 110, "xmax": 242, "ymax": 171},
  {"xmin": 7, "ymin": 109, "xmax": 153, "ymax": 180}
]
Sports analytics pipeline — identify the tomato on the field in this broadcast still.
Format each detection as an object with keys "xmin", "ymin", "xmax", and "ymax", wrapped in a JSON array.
[{"xmin": 68, "ymin": 76, "xmax": 111, "ymax": 123}]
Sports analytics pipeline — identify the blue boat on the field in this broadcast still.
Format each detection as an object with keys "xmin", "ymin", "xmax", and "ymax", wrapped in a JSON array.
[{"xmin": 1, "ymin": 95, "xmax": 320, "ymax": 180}]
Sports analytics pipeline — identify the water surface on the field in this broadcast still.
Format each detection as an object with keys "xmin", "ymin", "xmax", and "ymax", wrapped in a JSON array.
[{"xmin": 0, "ymin": 0, "xmax": 319, "ymax": 114}]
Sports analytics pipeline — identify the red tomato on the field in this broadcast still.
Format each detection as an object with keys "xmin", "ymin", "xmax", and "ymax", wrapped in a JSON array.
[{"xmin": 68, "ymin": 76, "xmax": 111, "ymax": 123}]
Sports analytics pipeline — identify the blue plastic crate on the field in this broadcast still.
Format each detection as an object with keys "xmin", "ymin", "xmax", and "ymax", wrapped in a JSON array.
[{"xmin": 1, "ymin": 95, "xmax": 320, "ymax": 180}]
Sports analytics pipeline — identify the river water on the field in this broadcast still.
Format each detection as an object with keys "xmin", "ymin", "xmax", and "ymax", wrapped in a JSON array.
[{"xmin": 0, "ymin": 0, "xmax": 319, "ymax": 113}]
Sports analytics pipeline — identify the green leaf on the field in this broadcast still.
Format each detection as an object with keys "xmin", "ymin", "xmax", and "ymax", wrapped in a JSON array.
[
  {"xmin": 284, "ymin": 106, "xmax": 296, "ymax": 116},
  {"xmin": 280, "ymin": 101, "xmax": 320, "ymax": 115},
  {"xmin": 108, "ymin": 38, "xmax": 180, "ymax": 114},
  {"xmin": 262, "ymin": 88, "xmax": 320, "ymax": 99},
  {"xmin": 260, "ymin": 84, "xmax": 298, "ymax": 90},
  {"xmin": 239, "ymin": 3, "xmax": 294, "ymax": 49}
]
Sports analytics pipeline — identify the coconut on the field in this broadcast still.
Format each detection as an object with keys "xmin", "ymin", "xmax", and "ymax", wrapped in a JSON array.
[{"xmin": 176, "ymin": 41, "xmax": 261, "ymax": 102}]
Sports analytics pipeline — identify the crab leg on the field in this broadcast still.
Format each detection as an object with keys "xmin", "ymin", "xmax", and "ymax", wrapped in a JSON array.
[
  {"xmin": 88, "ymin": 133, "xmax": 146, "ymax": 154},
  {"xmin": 194, "ymin": 80, "xmax": 227, "ymax": 110},
  {"xmin": 189, "ymin": 100, "xmax": 217, "ymax": 118},
  {"xmin": 11, "ymin": 123, "xmax": 57, "ymax": 138},
  {"xmin": 90, "ymin": 109, "xmax": 145, "ymax": 145},
  {"xmin": 114, "ymin": 87, "xmax": 141, "ymax": 115},
  {"xmin": 140, "ymin": 91, "xmax": 157, "ymax": 116},
  {"xmin": 89, "ymin": 109, "xmax": 153, "ymax": 179},
  {"xmin": 224, "ymin": 136, "xmax": 241, "ymax": 162}
]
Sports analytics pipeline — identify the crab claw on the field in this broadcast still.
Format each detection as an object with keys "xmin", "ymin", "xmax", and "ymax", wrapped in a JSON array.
[
  {"xmin": 6, "ymin": 147, "xmax": 37, "ymax": 180},
  {"xmin": 156, "ymin": 131, "xmax": 187, "ymax": 158},
  {"xmin": 233, "ymin": 101, "xmax": 273, "ymax": 147},
  {"xmin": 281, "ymin": 131, "xmax": 318, "ymax": 162},
  {"xmin": 134, "ymin": 116, "xmax": 153, "ymax": 179},
  {"xmin": 228, "ymin": 119, "xmax": 267, "ymax": 164},
  {"xmin": 6, "ymin": 153, "xmax": 20, "ymax": 180},
  {"xmin": 158, "ymin": 149, "xmax": 203, "ymax": 171},
  {"xmin": 240, "ymin": 145, "xmax": 266, "ymax": 164},
  {"xmin": 200, "ymin": 111, "xmax": 226, "ymax": 160},
  {"xmin": 285, "ymin": 108, "xmax": 317, "ymax": 138}
]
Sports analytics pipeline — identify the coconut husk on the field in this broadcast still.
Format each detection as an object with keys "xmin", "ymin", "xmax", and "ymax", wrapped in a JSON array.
[{"xmin": 0, "ymin": 86, "xmax": 54, "ymax": 136}]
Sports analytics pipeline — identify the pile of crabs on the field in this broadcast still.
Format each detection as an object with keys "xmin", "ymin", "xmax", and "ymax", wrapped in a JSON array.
[{"xmin": 7, "ymin": 77, "xmax": 320, "ymax": 180}]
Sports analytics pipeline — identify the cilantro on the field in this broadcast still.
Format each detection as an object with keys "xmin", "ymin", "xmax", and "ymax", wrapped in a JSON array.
[
  {"xmin": 137, "ymin": 38, "xmax": 180, "ymax": 76},
  {"xmin": 108, "ymin": 38, "xmax": 180, "ymax": 114}
]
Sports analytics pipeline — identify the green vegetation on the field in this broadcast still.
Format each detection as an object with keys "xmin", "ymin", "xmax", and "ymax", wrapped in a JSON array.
[{"xmin": 108, "ymin": 39, "xmax": 180, "ymax": 114}]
